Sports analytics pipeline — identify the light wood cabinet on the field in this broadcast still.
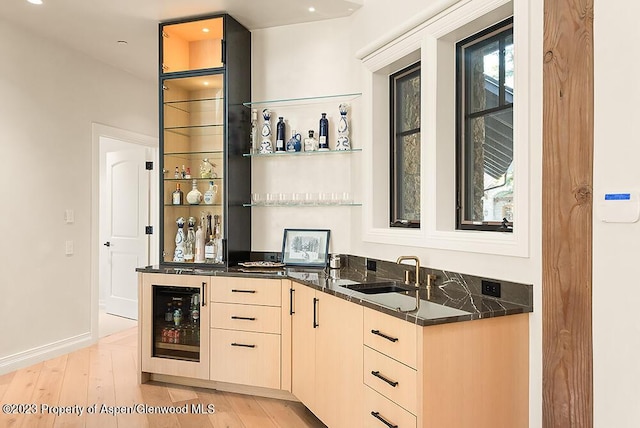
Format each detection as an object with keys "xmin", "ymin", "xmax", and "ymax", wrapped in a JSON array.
[
  {"xmin": 139, "ymin": 273, "xmax": 210, "ymax": 380},
  {"xmin": 363, "ymin": 385, "xmax": 416, "ymax": 428},
  {"xmin": 210, "ymin": 276, "xmax": 286, "ymax": 390},
  {"xmin": 291, "ymin": 281, "xmax": 364, "ymax": 428},
  {"xmin": 209, "ymin": 329, "xmax": 281, "ymax": 389}
]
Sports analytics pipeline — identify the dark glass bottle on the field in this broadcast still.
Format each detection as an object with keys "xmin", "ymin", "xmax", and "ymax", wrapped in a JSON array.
[
  {"xmin": 276, "ymin": 117, "xmax": 286, "ymax": 152},
  {"xmin": 318, "ymin": 113, "xmax": 329, "ymax": 150}
]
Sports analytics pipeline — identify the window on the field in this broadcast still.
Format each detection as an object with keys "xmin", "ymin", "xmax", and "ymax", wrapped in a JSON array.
[
  {"xmin": 390, "ymin": 62, "xmax": 421, "ymax": 227},
  {"xmin": 456, "ymin": 18, "xmax": 514, "ymax": 232}
]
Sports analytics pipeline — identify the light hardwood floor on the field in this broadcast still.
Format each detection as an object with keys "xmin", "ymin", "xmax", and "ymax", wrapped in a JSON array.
[{"xmin": 0, "ymin": 327, "xmax": 326, "ymax": 428}]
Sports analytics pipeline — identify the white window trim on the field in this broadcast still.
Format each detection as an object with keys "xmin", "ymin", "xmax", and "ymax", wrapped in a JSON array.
[{"xmin": 359, "ymin": 0, "xmax": 530, "ymax": 257}]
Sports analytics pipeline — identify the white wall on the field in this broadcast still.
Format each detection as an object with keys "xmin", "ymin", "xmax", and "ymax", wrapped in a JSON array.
[
  {"xmin": 593, "ymin": 2, "xmax": 640, "ymax": 426},
  {"xmin": 251, "ymin": 1, "xmax": 543, "ymax": 426},
  {"xmin": 0, "ymin": 17, "xmax": 156, "ymax": 372}
]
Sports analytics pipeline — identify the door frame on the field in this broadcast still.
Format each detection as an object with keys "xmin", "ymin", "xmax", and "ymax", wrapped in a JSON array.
[{"xmin": 91, "ymin": 123, "xmax": 158, "ymax": 342}]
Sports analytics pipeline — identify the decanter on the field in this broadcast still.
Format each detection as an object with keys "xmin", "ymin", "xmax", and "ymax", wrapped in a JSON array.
[
  {"xmin": 183, "ymin": 217, "xmax": 196, "ymax": 262},
  {"xmin": 203, "ymin": 181, "xmax": 218, "ymax": 205},
  {"xmin": 173, "ymin": 217, "xmax": 185, "ymax": 262},
  {"xmin": 186, "ymin": 179, "xmax": 202, "ymax": 205}
]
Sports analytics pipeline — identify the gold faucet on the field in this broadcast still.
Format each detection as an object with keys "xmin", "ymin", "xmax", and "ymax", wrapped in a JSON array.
[
  {"xmin": 396, "ymin": 256, "xmax": 437, "ymax": 302},
  {"xmin": 397, "ymin": 256, "xmax": 421, "ymax": 306}
]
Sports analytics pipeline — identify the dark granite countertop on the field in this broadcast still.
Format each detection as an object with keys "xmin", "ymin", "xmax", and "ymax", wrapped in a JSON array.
[{"xmin": 137, "ymin": 261, "xmax": 532, "ymax": 327}]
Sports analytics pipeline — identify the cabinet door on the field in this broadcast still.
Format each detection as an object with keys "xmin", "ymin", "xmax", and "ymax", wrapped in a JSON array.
[
  {"xmin": 315, "ymin": 292, "xmax": 364, "ymax": 428},
  {"xmin": 140, "ymin": 273, "xmax": 210, "ymax": 380},
  {"xmin": 291, "ymin": 282, "xmax": 317, "ymax": 410}
]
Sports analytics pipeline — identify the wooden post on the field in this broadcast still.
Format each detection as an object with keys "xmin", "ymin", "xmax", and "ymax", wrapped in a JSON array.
[{"xmin": 542, "ymin": 0, "xmax": 594, "ymax": 426}]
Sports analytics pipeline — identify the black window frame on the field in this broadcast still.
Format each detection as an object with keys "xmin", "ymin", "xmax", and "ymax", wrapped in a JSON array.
[
  {"xmin": 455, "ymin": 17, "xmax": 514, "ymax": 232},
  {"xmin": 389, "ymin": 61, "xmax": 421, "ymax": 228}
]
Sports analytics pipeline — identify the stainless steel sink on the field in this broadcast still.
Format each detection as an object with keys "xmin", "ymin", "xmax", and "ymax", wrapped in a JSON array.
[{"xmin": 343, "ymin": 281, "xmax": 415, "ymax": 294}]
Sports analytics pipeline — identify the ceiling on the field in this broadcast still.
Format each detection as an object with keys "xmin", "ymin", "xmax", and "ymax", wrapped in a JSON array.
[{"xmin": 0, "ymin": 0, "xmax": 363, "ymax": 82}]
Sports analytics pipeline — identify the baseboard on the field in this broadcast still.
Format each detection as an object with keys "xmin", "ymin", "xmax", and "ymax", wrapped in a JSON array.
[
  {"xmin": 0, "ymin": 332, "xmax": 93, "ymax": 375},
  {"xmin": 147, "ymin": 373, "xmax": 299, "ymax": 402}
]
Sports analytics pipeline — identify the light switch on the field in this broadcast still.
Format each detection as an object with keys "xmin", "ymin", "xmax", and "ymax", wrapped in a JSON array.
[
  {"xmin": 65, "ymin": 240, "xmax": 74, "ymax": 255},
  {"xmin": 65, "ymin": 209, "xmax": 74, "ymax": 224}
]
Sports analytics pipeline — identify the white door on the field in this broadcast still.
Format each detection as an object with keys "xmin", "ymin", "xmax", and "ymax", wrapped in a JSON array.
[{"xmin": 103, "ymin": 147, "xmax": 151, "ymax": 319}]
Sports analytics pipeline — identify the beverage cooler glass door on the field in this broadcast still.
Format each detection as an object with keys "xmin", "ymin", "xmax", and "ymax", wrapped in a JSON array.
[
  {"xmin": 141, "ymin": 275, "xmax": 209, "ymax": 379},
  {"xmin": 153, "ymin": 285, "xmax": 202, "ymax": 361}
]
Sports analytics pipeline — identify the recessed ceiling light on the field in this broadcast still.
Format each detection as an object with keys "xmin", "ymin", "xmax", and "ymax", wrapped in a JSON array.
[
  {"xmin": 202, "ymin": 28, "xmax": 210, "ymax": 33},
  {"xmin": 27, "ymin": 0, "xmax": 43, "ymax": 4},
  {"xmin": 308, "ymin": 7, "xmax": 316, "ymax": 12},
  {"xmin": 203, "ymin": 81, "xmax": 209, "ymax": 86}
]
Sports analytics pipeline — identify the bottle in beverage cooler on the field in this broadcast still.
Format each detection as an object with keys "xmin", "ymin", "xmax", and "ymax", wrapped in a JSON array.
[
  {"xmin": 318, "ymin": 113, "xmax": 329, "ymax": 150},
  {"xmin": 172, "ymin": 183, "xmax": 183, "ymax": 205},
  {"xmin": 275, "ymin": 117, "xmax": 286, "ymax": 152}
]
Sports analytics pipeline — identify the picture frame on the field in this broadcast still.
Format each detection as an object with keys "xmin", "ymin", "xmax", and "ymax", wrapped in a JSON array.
[{"xmin": 281, "ymin": 228, "xmax": 331, "ymax": 267}]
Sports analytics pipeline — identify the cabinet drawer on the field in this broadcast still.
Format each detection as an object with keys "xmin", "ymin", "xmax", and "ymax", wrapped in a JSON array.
[
  {"xmin": 210, "ymin": 302, "xmax": 281, "ymax": 334},
  {"xmin": 211, "ymin": 277, "xmax": 281, "ymax": 306},
  {"xmin": 210, "ymin": 329, "xmax": 281, "ymax": 389},
  {"xmin": 364, "ymin": 346, "xmax": 417, "ymax": 414},
  {"xmin": 364, "ymin": 307, "xmax": 418, "ymax": 368},
  {"xmin": 364, "ymin": 385, "xmax": 416, "ymax": 428}
]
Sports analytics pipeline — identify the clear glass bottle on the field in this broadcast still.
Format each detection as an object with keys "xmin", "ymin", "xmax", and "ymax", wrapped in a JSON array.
[
  {"xmin": 304, "ymin": 130, "xmax": 318, "ymax": 151},
  {"xmin": 205, "ymin": 234, "xmax": 215, "ymax": 263},
  {"xmin": 172, "ymin": 183, "xmax": 183, "ymax": 205}
]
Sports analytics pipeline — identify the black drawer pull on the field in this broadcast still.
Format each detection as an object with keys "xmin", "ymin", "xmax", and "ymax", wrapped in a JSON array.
[
  {"xmin": 371, "ymin": 411, "xmax": 398, "ymax": 428},
  {"xmin": 231, "ymin": 289, "xmax": 256, "ymax": 293},
  {"xmin": 289, "ymin": 288, "xmax": 295, "ymax": 315},
  {"xmin": 231, "ymin": 342, "xmax": 255, "ymax": 348},
  {"xmin": 371, "ymin": 371, "xmax": 399, "ymax": 387},
  {"xmin": 231, "ymin": 316, "xmax": 256, "ymax": 321},
  {"xmin": 313, "ymin": 297, "xmax": 319, "ymax": 328},
  {"xmin": 371, "ymin": 329, "xmax": 398, "ymax": 343}
]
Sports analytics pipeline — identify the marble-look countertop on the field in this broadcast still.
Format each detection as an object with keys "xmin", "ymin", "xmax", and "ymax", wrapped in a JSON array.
[{"xmin": 137, "ymin": 264, "xmax": 532, "ymax": 327}]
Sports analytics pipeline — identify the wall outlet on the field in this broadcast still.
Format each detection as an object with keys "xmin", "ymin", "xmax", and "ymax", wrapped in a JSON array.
[
  {"xmin": 481, "ymin": 280, "xmax": 501, "ymax": 298},
  {"xmin": 366, "ymin": 259, "xmax": 377, "ymax": 271}
]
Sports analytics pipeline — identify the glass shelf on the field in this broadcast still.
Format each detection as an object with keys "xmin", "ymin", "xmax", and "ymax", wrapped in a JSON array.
[
  {"xmin": 242, "ymin": 92, "xmax": 362, "ymax": 108},
  {"xmin": 164, "ymin": 124, "xmax": 224, "ymax": 137},
  {"xmin": 243, "ymin": 202, "xmax": 361, "ymax": 208},
  {"xmin": 243, "ymin": 148, "xmax": 362, "ymax": 157},
  {"xmin": 164, "ymin": 177, "xmax": 223, "ymax": 182},
  {"xmin": 164, "ymin": 204, "xmax": 223, "ymax": 207},
  {"xmin": 165, "ymin": 150, "xmax": 224, "ymax": 156}
]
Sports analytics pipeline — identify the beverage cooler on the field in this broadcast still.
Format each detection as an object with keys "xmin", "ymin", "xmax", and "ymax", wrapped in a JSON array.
[{"xmin": 140, "ymin": 275, "xmax": 210, "ymax": 380}]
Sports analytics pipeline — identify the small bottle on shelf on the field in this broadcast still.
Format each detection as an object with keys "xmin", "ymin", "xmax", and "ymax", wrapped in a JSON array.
[
  {"xmin": 318, "ymin": 113, "xmax": 329, "ymax": 151},
  {"xmin": 275, "ymin": 117, "xmax": 286, "ymax": 152},
  {"xmin": 174, "ymin": 166, "xmax": 180, "ymax": 179},
  {"xmin": 304, "ymin": 130, "xmax": 318, "ymax": 152},
  {"xmin": 172, "ymin": 183, "xmax": 184, "ymax": 205}
]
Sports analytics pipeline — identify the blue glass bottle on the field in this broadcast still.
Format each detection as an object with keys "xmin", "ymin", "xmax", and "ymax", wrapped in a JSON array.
[
  {"xmin": 318, "ymin": 113, "xmax": 329, "ymax": 151},
  {"xmin": 276, "ymin": 117, "xmax": 286, "ymax": 152}
]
